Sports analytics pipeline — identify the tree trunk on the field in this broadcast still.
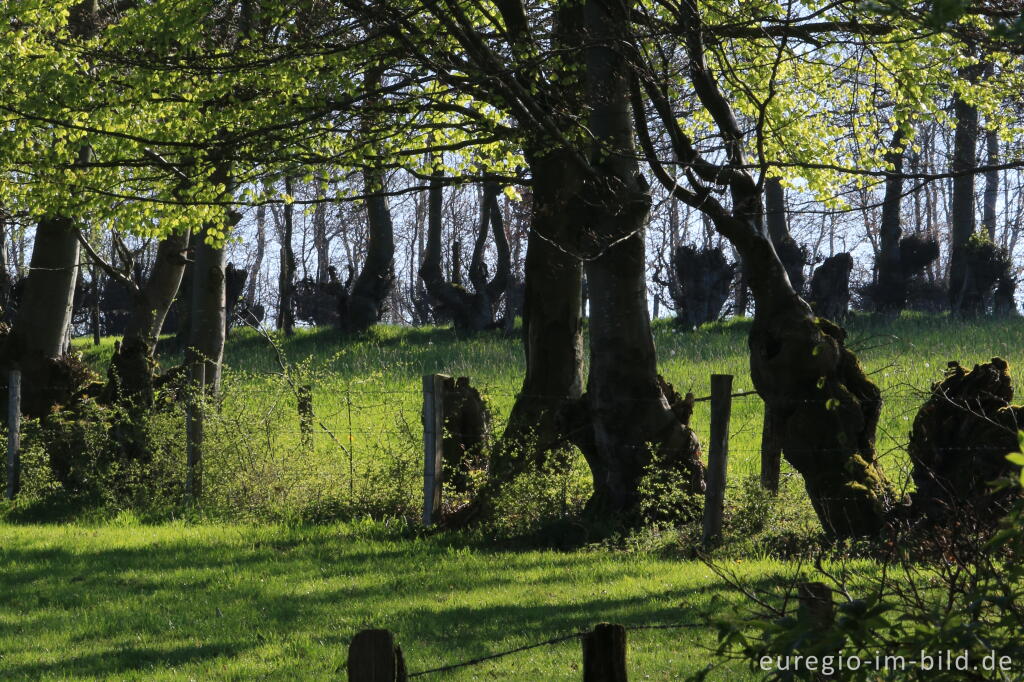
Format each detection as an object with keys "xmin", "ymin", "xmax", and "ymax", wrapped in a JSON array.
[
  {"xmin": 278, "ymin": 176, "xmax": 296, "ymax": 336},
  {"xmin": 187, "ymin": 157, "xmax": 234, "ymax": 396},
  {"xmin": 108, "ymin": 231, "xmax": 190, "ymax": 406},
  {"xmin": 312, "ymin": 194, "xmax": 331, "ymax": 284},
  {"xmin": 765, "ymin": 178, "xmax": 806, "ymax": 294},
  {"xmin": 444, "ymin": 152, "xmax": 586, "ymax": 528},
  {"xmin": 875, "ymin": 129, "xmax": 906, "ymax": 313},
  {"xmin": 419, "ymin": 177, "xmax": 505, "ymax": 332},
  {"xmin": 340, "ymin": 165, "xmax": 395, "ymax": 332},
  {"xmin": 669, "ymin": 245, "xmax": 734, "ymax": 329},
  {"xmin": 809, "ymin": 253, "xmax": 853, "ymax": 322},
  {"xmin": 635, "ymin": 0, "xmax": 897, "ymax": 536},
  {"xmin": 6, "ymin": 217, "xmax": 81, "ymax": 416},
  {"xmin": 948, "ymin": 66, "xmax": 982, "ymax": 315},
  {"xmin": 187, "ymin": 232, "xmax": 226, "ymax": 396},
  {"xmin": 909, "ymin": 358, "xmax": 1022, "ymax": 524},
  {"xmin": 983, "ymin": 128, "xmax": 998, "ymax": 240},
  {"xmin": 566, "ymin": 0, "xmax": 705, "ymax": 518},
  {"xmin": 733, "ymin": 217, "xmax": 895, "ymax": 536},
  {"xmin": 245, "ymin": 202, "xmax": 266, "ymax": 308}
]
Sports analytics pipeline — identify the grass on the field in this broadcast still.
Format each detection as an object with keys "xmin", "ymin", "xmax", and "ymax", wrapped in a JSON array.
[
  {"xmin": 2, "ymin": 312, "xmax": 1022, "ymax": 679},
  {"xmin": 0, "ymin": 520, "xmax": 808, "ymax": 680},
  {"xmin": 68, "ymin": 311, "xmax": 1024, "ymax": 521}
]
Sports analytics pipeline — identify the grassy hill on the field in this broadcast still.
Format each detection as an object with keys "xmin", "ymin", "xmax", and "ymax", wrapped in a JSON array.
[{"xmin": 66, "ymin": 311, "xmax": 1024, "ymax": 523}]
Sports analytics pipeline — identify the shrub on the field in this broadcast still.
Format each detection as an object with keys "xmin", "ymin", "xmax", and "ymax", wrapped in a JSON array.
[{"xmin": 698, "ymin": 435, "xmax": 1024, "ymax": 680}]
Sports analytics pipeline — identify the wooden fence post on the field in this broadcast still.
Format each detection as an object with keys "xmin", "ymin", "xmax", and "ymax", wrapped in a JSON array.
[
  {"xmin": 702, "ymin": 374, "xmax": 733, "ymax": 546},
  {"xmin": 798, "ymin": 581, "xmax": 836, "ymax": 680},
  {"xmin": 185, "ymin": 362, "xmax": 206, "ymax": 504},
  {"xmin": 797, "ymin": 582, "xmax": 835, "ymax": 629},
  {"xmin": 297, "ymin": 384, "xmax": 313, "ymax": 448},
  {"xmin": 760, "ymin": 405, "xmax": 782, "ymax": 494},
  {"xmin": 582, "ymin": 623, "xmax": 628, "ymax": 682},
  {"xmin": 347, "ymin": 629, "xmax": 408, "ymax": 682},
  {"xmin": 422, "ymin": 374, "xmax": 447, "ymax": 526},
  {"xmin": 6, "ymin": 370, "xmax": 21, "ymax": 501}
]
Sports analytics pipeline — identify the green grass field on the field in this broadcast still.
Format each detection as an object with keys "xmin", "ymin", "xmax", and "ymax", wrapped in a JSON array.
[
  {"xmin": 2, "ymin": 312, "xmax": 1022, "ymax": 679},
  {"xmin": 0, "ymin": 521, "xmax": 813, "ymax": 680},
  {"xmin": 65, "ymin": 311, "xmax": 1024, "ymax": 522}
]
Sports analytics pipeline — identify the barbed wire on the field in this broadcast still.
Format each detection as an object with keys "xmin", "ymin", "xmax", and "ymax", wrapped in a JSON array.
[{"xmin": 398, "ymin": 621, "xmax": 706, "ymax": 678}]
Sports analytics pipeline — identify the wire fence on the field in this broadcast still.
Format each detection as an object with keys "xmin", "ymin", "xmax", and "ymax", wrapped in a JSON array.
[
  {"xmin": 346, "ymin": 619, "xmax": 712, "ymax": 681},
  {"xmin": 0, "ymin": 360, "xmax": 987, "ymax": 520}
]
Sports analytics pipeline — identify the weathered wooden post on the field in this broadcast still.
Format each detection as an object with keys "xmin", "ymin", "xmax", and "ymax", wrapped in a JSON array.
[
  {"xmin": 185, "ymin": 362, "xmax": 206, "ymax": 504},
  {"xmin": 5, "ymin": 370, "xmax": 21, "ymax": 500},
  {"xmin": 702, "ymin": 374, "xmax": 732, "ymax": 546},
  {"xmin": 797, "ymin": 582, "xmax": 835, "ymax": 629},
  {"xmin": 347, "ymin": 629, "xmax": 408, "ymax": 682},
  {"xmin": 582, "ymin": 623, "xmax": 628, "ymax": 682},
  {"xmin": 297, "ymin": 384, "xmax": 313, "ymax": 449},
  {"xmin": 760, "ymin": 406, "xmax": 781, "ymax": 494},
  {"xmin": 798, "ymin": 581, "xmax": 835, "ymax": 680},
  {"xmin": 422, "ymin": 373, "xmax": 447, "ymax": 526}
]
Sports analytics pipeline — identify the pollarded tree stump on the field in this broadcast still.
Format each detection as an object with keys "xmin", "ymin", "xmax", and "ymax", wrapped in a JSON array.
[
  {"xmin": 908, "ymin": 357, "xmax": 1024, "ymax": 524},
  {"xmin": 670, "ymin": 245, "xmax": 734, "ymax": 330},
  {"xmin": 441, "ymin": 376, "xmax": 490, "ymax": 494},
  {"xmin": 809, "ymin": 253, "xmax": 853, "ymax": 322}
]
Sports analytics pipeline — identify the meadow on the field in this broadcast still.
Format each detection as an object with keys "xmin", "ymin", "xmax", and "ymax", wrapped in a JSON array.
[
  {"xmin": 65, "ymin": 311, "xmax": 1024, "ymax": 522},
  {"xmin": 2, "ymin": 312, "xmax": 1022, "ymax": 679}
]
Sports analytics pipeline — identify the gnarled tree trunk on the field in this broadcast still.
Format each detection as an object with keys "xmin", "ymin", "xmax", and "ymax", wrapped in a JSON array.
[
  {"xmin": 565, "ymin": 0, "xmax": 705, "ymax": 518},
  {"xmin": 634, "ymin": 0, "xmax": 894, "ymax": 537},
  {"xmin": 765, "ymin": 178, "xmax": 806, "ymax": 294},
  {"xmin": 339, "ymin": 165, "xmax": 395, "ymax": 332},
  {"xmin": 669, "ymin": 245, "xmax": 734, "ymax": 329},
  {"xmin": 909, "ymin": 358, "xmax": 1022, "ymax": 524},
  {"xmin": 107, "ymin": 231, "xmax": 190, "ymax": 406},
  {"xmin": 809, "ymin": 253, "xmax": 853, "ymax": 322},
  {"xmin": 419, "ymin": 179, "xmax": 510, "ymax": 332}
]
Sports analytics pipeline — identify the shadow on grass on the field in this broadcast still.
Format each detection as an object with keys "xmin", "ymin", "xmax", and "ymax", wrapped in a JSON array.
[
  {"xmin": 0, "ymin": 524, "xmax": 796, "ymax": 678},
  {"xmin": 2, "ymin": 643, "xmax": 244, "ymax": 679}
]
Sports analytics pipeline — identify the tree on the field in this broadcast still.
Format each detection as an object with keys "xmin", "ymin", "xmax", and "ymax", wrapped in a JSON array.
[
  {"xmin": 419, "ymin": 176, "xmax": 511, "ymax": 332},
  {"xmin": 630, "ymin": 0, "xmax": 921, "ymax": 535}
]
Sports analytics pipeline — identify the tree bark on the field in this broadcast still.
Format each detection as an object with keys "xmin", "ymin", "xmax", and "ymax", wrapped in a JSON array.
[
  {"xmin": 948, "ymin": 66, "xmax": 982, "ymax": 315},
  {"xmin": 875, "ymin": 129, "xmax": 905, "ymax": 313},
  {"xmin": 108, "ymin": 231, "xmax": 190, "ymax": 406},
  {"xmin": 7, "ymin": 217, "xmax": 81, "ymax": 416},
  {"xmin": 340, "ymin": 165, "xmax": 395, "ymax": 332},
  {"xmin": 566, "ymin": 0, "xmax": 705, "ymax": 517},
  {"xmin": 765, "ymin": 177, "xmax": 805, "ymax": 294}
]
